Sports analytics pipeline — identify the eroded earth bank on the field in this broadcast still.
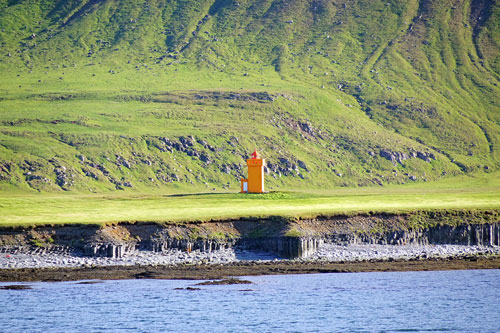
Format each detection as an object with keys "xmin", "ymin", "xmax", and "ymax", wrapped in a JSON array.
[{"xmin": 1, "ymin": 210, "xmax": 499, "ymax": 281}]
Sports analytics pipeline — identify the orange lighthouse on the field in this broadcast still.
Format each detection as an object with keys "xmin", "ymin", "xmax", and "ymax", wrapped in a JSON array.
[{"xmin": 240, "ymin": 150, "xmax": 265, "ymax": 193}]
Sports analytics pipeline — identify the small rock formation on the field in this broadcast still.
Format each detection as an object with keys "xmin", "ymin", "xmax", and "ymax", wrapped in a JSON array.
[{"xmin": 379, "ymin": 148, "xmax": 436, "ymax": 165}]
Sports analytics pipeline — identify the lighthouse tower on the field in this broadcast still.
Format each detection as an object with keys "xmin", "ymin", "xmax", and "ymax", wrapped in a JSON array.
[{"xmin": 240, "ymin": 150, "xmax": 265, "ymax": 193}]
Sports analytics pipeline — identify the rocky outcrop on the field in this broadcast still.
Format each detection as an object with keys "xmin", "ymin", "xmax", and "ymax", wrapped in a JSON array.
[
  {"xmin": 379, "ymin": 148, "xmax": 436, "ymax": 165},
  {"xmin": 0, "ymin": 211, "xmax": 498, "ymax": 259}
]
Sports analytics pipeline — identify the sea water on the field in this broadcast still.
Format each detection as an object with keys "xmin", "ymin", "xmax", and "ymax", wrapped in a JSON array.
[{"xmin": 1, "ymin": 270, "xmax": 499, "ymax": 332}]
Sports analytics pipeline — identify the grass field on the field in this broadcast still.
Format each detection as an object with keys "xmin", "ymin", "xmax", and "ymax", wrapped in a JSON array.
[{"xmin": 1, "ymin": 172, "xmax": 499, "ymax": 227}]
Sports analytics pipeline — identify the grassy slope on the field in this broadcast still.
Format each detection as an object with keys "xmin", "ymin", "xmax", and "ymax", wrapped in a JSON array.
[{"xmin": 0, "ymin": 0, "xmax": 499, "ymax": 198}]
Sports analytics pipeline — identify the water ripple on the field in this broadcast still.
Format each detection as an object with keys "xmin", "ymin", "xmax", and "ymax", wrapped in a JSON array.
[{"xmin": 1, "ymin": 270, "xmax": 499, "ymax": 332}]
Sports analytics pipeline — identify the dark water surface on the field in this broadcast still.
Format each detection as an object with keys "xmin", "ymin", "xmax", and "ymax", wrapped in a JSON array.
[{"xmin": 1, "ymin": 270, "xmax": 499, "ymax": 332}]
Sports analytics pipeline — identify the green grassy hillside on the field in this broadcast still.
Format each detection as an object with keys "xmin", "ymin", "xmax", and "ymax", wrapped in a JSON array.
[{"xmin": 0, "ymin": 0, "xmax": 499, "ymax": 194}]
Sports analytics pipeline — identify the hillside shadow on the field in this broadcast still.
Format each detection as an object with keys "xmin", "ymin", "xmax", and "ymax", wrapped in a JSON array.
[{"xmin": 163, "ymin": 192, "xmax": 234, "ymax": 198}]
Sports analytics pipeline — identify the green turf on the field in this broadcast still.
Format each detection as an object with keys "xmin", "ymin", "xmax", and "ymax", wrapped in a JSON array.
[{"xmin": 1, "ymin": 171, "xmax": 499, "ymax": 226}]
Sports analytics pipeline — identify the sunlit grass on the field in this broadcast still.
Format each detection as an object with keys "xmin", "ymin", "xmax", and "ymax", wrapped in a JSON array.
[{"xmin": 1, "ymin": 172, "xmax": 499, "ymax": 226}]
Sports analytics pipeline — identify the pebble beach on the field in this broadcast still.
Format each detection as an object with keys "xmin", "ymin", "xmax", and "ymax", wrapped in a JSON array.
[{"xmin": 1, "ymin": 243, "xmax": 499, "ymax": 269}]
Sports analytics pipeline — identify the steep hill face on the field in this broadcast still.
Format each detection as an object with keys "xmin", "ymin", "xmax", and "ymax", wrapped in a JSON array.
[{"xmin": 0, "ymin": 0, "xmax": 499, "ymax": 193}]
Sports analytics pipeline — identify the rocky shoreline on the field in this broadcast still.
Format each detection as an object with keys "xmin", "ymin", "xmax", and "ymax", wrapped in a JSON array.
[
  {"xmin": 1, "ymin": 255, "xmax": 500, "ymax": 283},
  {"xmin": 1, "ymin": 243, "xmax": 499, "ymax": 270},
  {"xmin": 1, "ymin": 210, "xmax": 499, "ymax": 281},
  {"xmin": 1, "ymin": 243, "xmax": 499, "ymax": 282}
]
